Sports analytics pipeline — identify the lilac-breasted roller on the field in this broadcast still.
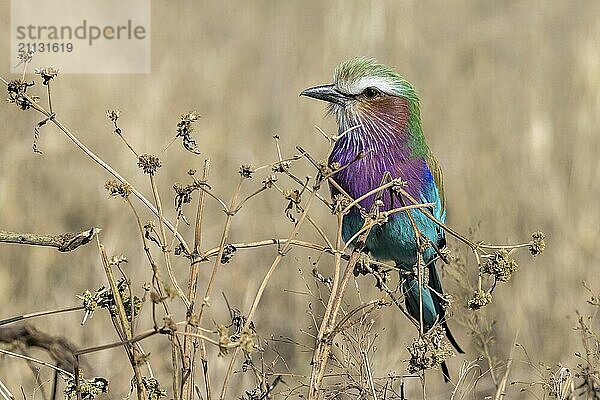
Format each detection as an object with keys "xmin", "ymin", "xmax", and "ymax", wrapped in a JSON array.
[{"xmin": 301, "ymin": 57, "xmax": 463, "ymax": 381}]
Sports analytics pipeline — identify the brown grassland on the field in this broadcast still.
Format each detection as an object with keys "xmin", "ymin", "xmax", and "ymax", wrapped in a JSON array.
[{"xmin": 1, "ymin": 2, "xmax": 600, "ymax": 399}]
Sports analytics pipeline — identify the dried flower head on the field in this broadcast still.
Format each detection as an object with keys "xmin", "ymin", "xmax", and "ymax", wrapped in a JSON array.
[
  {"xmin": 64, "ymin": 373, "xmax": 108, "ymax": 400},
  {"xmin": 137, "ymin": 154, "xmax": 161, "ymax": 175},
  {"xmin": 482, "ymin": 249, "xmax": 518, "ymax": 282},
  {"xmin": 176, "ymin": 111, "xmax": 201, "ymax": 155},
  {"xmin": 468, "ymin": 289, "xmax": 493, "ymax": 310},
  {"xmin": 104, "ymin": 179, "xmax": 131, "ymax": 198},
  {"xmin": 16, "ymin": 49, "xmax": 34, "ymax": 65},
  {"xmin": 109, "ymin": 255, "xmax": 128, "ymax": 267},
  {"xmin": 239, "ymin": 164, "xmax": 255, "ymax": 178},
  {"xmin": 272, "ymin": 160, "xmax": 291, "ymax": 173},
  {"xmin": 173, "ymin": 182, "xmax": 193, "ymax": 207},
  {"xmin": 106, "ymin": 109, "xmax": 121, "ymax": 122},
  {"xmin": 407, "ymin": 325, "xmax": 454, "ymax": 374},
  {"xmin": 6, "ymin": 79, "xmax": 37, "ymax": 110},
  {"xmin": 391, "ymin": 178, "xmax": 409, "ymax": 193},
  {"xmin": 220, "ymin": 244, "xmax": 237, "ymax": 264},
  {"xmin": 331, "ymin": 193, "xmax": 351, "ymax": 214},
  {"xmin": 262, "ymin": 174, "xmax": 278, "ymax": 188},
  {"xmin": 77, "ymin": 290, "xmax": 98, "ymax": 325},
  {"xmin": 34, "ymin": 66, "xmax": 59, "ymax": 85},
  {"xmin": 141, "ymin": 377, "xmax": 167, "ymax": 400},
  {"xmin": 530, "ymin": 231, "xmax": 546, "ymax": 256},
  {"xmin": 283, "ymin": 188, "xmax": 302, "ymax": 222}
]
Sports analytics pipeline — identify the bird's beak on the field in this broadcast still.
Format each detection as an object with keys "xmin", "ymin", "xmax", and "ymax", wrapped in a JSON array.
[{"xmin": 300, "ymin": 84, "xmax": 347, "ymax": 106}]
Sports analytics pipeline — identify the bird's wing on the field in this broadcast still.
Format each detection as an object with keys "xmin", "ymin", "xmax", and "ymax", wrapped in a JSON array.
[{"xmin": 425, "ymin": 153, "xmax": 445, "ymax": 215}]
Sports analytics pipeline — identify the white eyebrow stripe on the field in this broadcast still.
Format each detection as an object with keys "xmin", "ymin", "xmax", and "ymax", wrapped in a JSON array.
[{"xmin": 337, "ymin": 76, "xmax": 396, "ymax": 96}]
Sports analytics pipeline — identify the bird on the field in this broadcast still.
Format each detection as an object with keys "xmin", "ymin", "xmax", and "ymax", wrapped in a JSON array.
[{"xmin": 301, "ymin": 57, "xmax": 463, "ymax": 381}]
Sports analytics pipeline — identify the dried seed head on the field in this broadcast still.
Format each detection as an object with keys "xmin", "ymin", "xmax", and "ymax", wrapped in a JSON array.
[
  {"xmin": 106, "ymin": 109, "xmax": 121, "ymax": 122},
  {"xmin": 262, "ymin": 174, "xmax": 278, "ymax": 188},
  {"xmin": 6, "ymin": 79, "xmax": 37, "ymax": 110},
  {"xmin": 137, "ymin": 154, "xmax": 161, "ymax": 175},
  {"xmin": 391, "ymin": 178, "xmax": 409, "ymax": 193},
  {"xmin": 530, "ymin": 231, "xmax": 546, "ymax": 256},
  {"xmin": 141, "ymin": 377, "xmax": 167, "ymax": 400},
  {"xmin": 239, "ymin": 164, "xmax": 255, "ymax": 178},
  {"xmin": 468, "ymin": 289, "xmax": 493, "ymax": 310},
  {"xmin": 17, "ymin": 49, "xmax": 34, "ymax": 64},
  {"xmin": 331, "ymin": 193, "xmax": 351, "ymax": 214},
  {"xmin": 407, "ymin": 325, "xmax": 454, "ymax": 374},
  {"xmin": 220, "ymin": 244, "xmax": 237, "ymax": 264},
  {"xmin": 64, "ymin": 373, "xmax": 108, "ymax": 400},
  {"xmin": 272, "ymin": 160, "xmax": 290, "ymax": 173},
  {"xmin": 34, "ymin": 66, "xmax": 59, "ymax": 85},
  {"xmin": 109, "ymin": 255, "xmax": 128, "ymax": 266},
  {"xmin": 482, "ymin": 249, "xmax": 518, "ymax": 282},
  {"xmin": 283, "ymin": 188, "xmax": 301, "ymax": 203},
  {"xmin": 77, "ymin": 290, "xmax": 98, "ymax": 314},
  {"xmin": 104, "ymin": 180, "xmax": 131, "ymax": 198},
  {"xmin": 177, "ymin": 112, "xmax": 200, "ymax": 131},
  {"xmin": 176, "ymin": 111, "xmax": 201, "ymax": 154}
]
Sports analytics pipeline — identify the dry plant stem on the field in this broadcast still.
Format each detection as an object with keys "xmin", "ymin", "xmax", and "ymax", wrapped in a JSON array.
[
  {"xmin": 494, "ymin": 332, "xmax": 518, "ymax": 400},
  {"xmin": 197, "ymin": 176, "xmax": 244, "ymax": 324},
  {"xmin": 0, "ymin": 228, "xmax": 98, "ymax": 252},
  {"xmin": 309, "ymin": 222, "xmax": 373, "ymax": 400},
  {"xmin": 172, "ymin": 340, "xmax": 180, "ymax": 400},
  {"xmin": 0, "ymin": 379, "xmax": 14, "ymax": 400},
  {"xmin": 147, "ymin": 178, "xmax": 186, "ymax": 398},
  {"xmin": 115, "ymin": 129, "xmax": 139, "ymax": 158},
  {"xmin": 0, "ymin": 306, "xmax": 82, "ymax": 326},
  {"xmin": 182, "ymin": 159, "xmax": 211, "ymax": 400},
  {"xmin": 149, "ymin": 174, "xmax": 191, "ymax": 308},
  {"xmin": 0, "ymin": 348, "xmax": 72, "ymax": 378},
  {"xmin": 393, "ymin": 185, "xmax": 532, "ymax": 252},
  {"xmin": 483, "ymin": 335, "xmax": 498, "ymax": 386},
  {"xmin": 219, "ymin": 192, "xmax": 318, "ymax": 400},
  {"xmin": 126, "ymin": 193, "xmax": 185, "ymax": 383},
  {"xmin": 126, "ymin": 198, "xmax": 164, "ymax": 297},
  {"xmin": 96, "ymin": 239, "xmax": 146, "ymax": 400},
  {"xmin": 362, "ymin": 351, "xmax": 378, "ymax": 400},
  {"xmin": 341, "ymin": 203, "xmax": 435, "ymax": 252},
  {"xmin": 0, "ymin": 81, "xmax": 192, "ymax": 254},
  {"xmin": 204, "ymin": 238, "xmax": 337, "ymax": 258},
  {"xmin": 75, "ymin": 328, "xmax": 163, "ymax": 357},
  {"xmin": 311, "ymin": 213, "xmax": 343, "ymax": 380}
]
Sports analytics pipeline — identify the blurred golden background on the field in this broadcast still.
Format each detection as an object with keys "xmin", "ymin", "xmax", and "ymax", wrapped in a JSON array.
[{"xmin": 1, "ymin": 1, "xmax": 600, "ymax": 398}]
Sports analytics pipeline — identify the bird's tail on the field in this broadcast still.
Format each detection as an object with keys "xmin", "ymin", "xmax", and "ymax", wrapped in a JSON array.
[{"xmin": 402, "ymin": 261, "xmax": 464, "ymax": 382}]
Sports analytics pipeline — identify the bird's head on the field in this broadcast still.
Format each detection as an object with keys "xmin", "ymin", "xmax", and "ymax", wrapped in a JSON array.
[{"xmin": 301, "ymin": 57, "xmax": 421, "ymax": 136}]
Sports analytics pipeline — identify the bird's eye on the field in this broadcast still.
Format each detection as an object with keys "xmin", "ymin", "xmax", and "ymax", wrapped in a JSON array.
[{"xmin": 363, "ymin": 87, "xmax": 381, "ymax": 99}]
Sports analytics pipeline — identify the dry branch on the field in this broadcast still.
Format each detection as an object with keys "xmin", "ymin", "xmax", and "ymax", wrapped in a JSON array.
[{"xmin": 0, "ymin": 227, "xmax": 100, "ymax": 252}]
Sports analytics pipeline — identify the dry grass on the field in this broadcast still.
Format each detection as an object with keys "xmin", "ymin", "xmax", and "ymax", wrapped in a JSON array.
[{"xmin": 1, "ymin": 1, "xmax": 600, "ymax": 399}]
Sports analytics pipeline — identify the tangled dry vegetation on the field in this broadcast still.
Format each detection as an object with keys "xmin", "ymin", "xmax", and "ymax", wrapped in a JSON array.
[{"xmin": 2, "ymin": 51, "xmax": 596, "ymax": 400}]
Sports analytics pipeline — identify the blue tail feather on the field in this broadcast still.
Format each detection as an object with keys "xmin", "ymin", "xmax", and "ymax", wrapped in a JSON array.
[{"xmin": 402, "ymin": 260, "xmax": 464, "ymax": 382}]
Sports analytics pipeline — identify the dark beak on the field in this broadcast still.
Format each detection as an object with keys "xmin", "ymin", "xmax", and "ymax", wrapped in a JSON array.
[{"xmin": 300, "ymin": 84, "xmax": 347, "ymax": 105}]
